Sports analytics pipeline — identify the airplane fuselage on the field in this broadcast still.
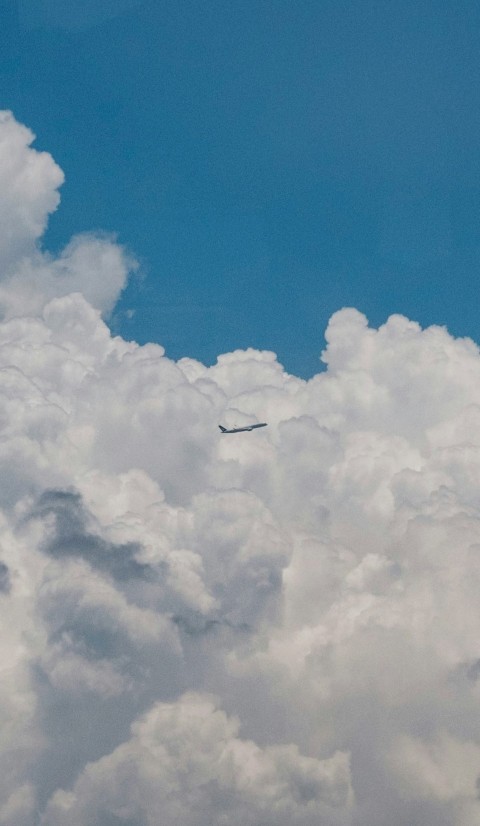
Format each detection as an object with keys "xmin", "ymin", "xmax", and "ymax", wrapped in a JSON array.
[{"xmin": 219, "ymin": 423, "xmax": 267, "ymax": 434}]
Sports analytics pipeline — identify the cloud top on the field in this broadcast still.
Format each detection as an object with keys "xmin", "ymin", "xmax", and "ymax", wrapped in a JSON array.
[
  {"xmin": 0, "ymin": 112, "xmax": 135, "ymax": 318},
  {"xmin": 0, "ymin": 111, "xmax": 64, "ymax": 271}
]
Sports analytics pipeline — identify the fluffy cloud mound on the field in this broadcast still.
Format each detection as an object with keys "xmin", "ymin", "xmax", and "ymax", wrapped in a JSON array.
[
  {"xmin": 1, "ymin": 112, "xmax": 480, "ymax": 826},
  {"xmin": 0, "ymin": 112, "xmax": 134, "ymax": 318},
  {"xmin": 43, "ymin": 693, "xmax": 351, "ymax": 826},
  {"xmin": 0, "ymin": 111, "xmax": 63, "ymax": 271}
]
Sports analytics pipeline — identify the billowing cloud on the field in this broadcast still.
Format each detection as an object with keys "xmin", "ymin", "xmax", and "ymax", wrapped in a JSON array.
[
  {"xmin": 1, "ymin": 111, "xmax": 480, "ymax": 825},
  {"xmin": 43, "ymin": 692, "xmax": 352, "ymax": 826},
  {"xmin": 0, "ymin": 111, "xmax": 63, "ymax": 272},
  {"xmin": 0, "ymin": 112, "xmax": 134, "ymax": 320}
]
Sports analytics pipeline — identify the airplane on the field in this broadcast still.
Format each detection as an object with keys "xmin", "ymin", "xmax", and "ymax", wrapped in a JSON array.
[{"xmin": 219, "ymin": 422, "xmax": 268, "ymax": 434}]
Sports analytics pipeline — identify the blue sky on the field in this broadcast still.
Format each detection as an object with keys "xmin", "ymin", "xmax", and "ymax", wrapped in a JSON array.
[{"xmin": 3, "ymin": 0, "xmax": 480, "ymax": 376}]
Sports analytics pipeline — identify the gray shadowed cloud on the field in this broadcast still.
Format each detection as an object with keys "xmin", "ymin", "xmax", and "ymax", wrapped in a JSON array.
[
  {"xmin": 0, "ymin": 560, "xmax": 10, "ymax": 592},
  {"xmin": 30, "ymin": 488, "xmax": 154, "ymax": 582}
]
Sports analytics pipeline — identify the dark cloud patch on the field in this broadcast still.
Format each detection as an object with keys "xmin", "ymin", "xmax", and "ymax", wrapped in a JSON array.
[
  {"xmin": 465, "ymin": 659, "xmax": 480, "ymax": 683},
  {"xmin": 31, "ymin": 660, "xmax": 143, "ymax": 813},
  {"xmin": 31, "ymin": 489, "xmax": 153, "ymax": 583},
  {"xmin": 0, "ymin": 560, "xmax": 10, "ymax": 592}
]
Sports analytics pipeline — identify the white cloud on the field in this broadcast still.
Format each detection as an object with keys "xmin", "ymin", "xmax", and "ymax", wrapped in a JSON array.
[
  {"xmin": 0, "ymin": 113, "xmax": 135, "ymax": 319},
  {"xmin": 388, "ymin": 732, "xmax": 480, "ymax": 803},
  {"xmin": 1, "ymin": 111, "xmax": 480, "ymax": 825},
  {"xmin": 42, "ymin": 693, "xmax": 352, "ymax": 826},
  {"xmin": 0, "ymin": 784, "xmax": 36, "ymax": 826},
  {"xmin": 0, "ymin": 111, "xmax": 63, "ymax": 272},
  {"xmin": 0, "ymin": 234, "xmax": 136, "ymax": 319}
]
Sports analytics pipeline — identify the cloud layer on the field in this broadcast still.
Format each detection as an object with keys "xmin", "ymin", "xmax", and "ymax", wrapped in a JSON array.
[{"xmin": 1, "ymin": 112, "xmax": 480, "ymax": 826}]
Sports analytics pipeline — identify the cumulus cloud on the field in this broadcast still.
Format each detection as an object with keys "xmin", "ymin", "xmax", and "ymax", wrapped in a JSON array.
[
  {"xmin": 0, "ymin": 111, "xmax": 63, "ymax": 272},
  {"xmin": 43, "ymin": 692, "xmax": 352, "ymax": 826},
  {"xmin": 1, "ymin": 111, "xmax": 480, "ymax": 825},
  {"xmin": 0, "ymin": 112, "xmax": 134, "ymax": 318}
]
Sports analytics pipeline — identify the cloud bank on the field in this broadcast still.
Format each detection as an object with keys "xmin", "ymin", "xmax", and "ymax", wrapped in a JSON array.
[{"xmin": 1, "ymin": 111, "xmax": 480, "ymax": 826}]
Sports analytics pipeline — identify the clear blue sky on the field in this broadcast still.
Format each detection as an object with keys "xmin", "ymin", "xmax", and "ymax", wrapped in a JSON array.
[{"xmin": 3, "ymin": 0, "xmax": 480, "ymax": 376}]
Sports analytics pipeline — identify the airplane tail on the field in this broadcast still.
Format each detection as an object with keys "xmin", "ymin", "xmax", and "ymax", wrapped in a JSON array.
[{"xmin": 219, "ymin": 425, "xmax": 227, "ymax": 432}]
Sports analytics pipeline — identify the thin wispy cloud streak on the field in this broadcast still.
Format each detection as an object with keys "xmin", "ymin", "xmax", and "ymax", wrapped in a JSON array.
[{"xmin": 1, "ymin": 113, "xmax": 480, "ymax": 825}]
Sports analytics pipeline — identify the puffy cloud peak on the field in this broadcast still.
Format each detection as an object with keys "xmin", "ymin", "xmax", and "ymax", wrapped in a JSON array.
[
  {"xmin": 0, "ymin": 111, "xmax": 63, "ymax": 271},
  {"xmin": 0, "ymin": 112, "xmax": 135, "ymax": 316}
]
